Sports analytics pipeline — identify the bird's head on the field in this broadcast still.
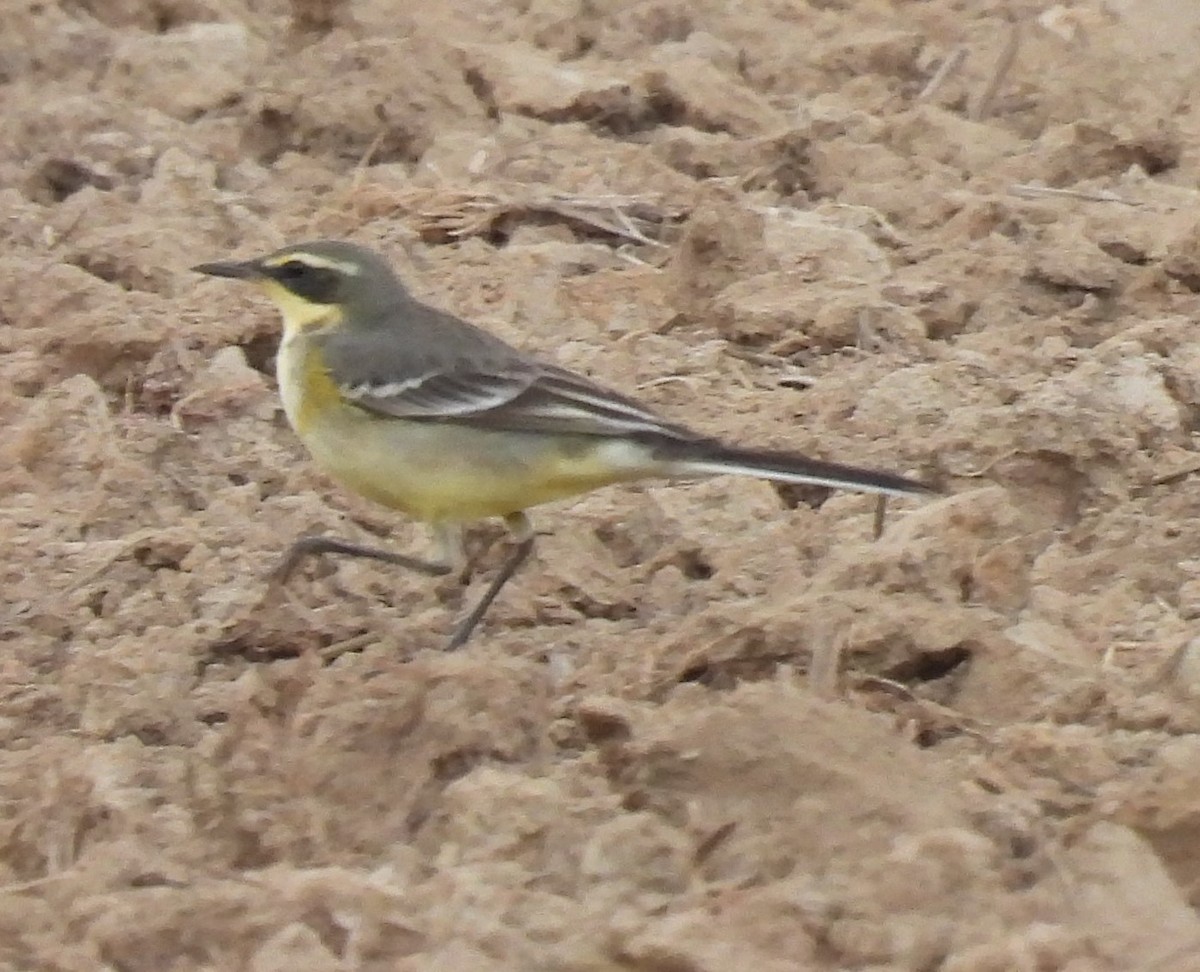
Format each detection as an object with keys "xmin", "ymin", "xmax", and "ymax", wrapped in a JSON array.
[{"xmin": 193, "ymin": 240, "xmax": 405, "ymax": 335}]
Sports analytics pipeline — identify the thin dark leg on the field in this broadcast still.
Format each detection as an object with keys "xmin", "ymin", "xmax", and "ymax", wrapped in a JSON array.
[
  {"xmin": 446, "ymin": 512, "xmax": 535, "ymax": 650},
  {"xmin": 271, "ymin": 534, "xmax": 451, "ymax": 585}
]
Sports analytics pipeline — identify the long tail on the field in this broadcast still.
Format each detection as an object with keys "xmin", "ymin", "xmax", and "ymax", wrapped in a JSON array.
[{"xmin": 657, "ymin": 441, "xmax": 935, "ymax": 499}]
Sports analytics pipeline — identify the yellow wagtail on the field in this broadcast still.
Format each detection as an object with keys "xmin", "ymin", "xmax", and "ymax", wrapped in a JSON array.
[{"xmin": 194, "ymin": 240, "xmax": 936, "ymax": 648}]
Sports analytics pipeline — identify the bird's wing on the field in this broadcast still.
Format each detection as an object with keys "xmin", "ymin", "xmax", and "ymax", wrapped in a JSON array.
[
  {"xmin": 339, "ymin": 353, "xmax": 537, "ymax": 418},
  {"xmin": 319, "ymin": 315, "xmax": 701, "ymax": 442},
  {"xmin": 477, "ymin": 362, "xmax": 703, "ymax": 440}
]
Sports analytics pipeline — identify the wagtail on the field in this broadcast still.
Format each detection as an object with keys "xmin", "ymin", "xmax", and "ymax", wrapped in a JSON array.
[{"xmin": 194, "ymin": 240, "xmax": 935, "ymax": 648}]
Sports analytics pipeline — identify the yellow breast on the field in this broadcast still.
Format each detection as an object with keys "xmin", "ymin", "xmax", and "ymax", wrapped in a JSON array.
[
  {"xmin": 269, "ymin": 311, "xmax": 655, "ymax": 523},
  {"xmin": 275, "ymin": 333, "xmax": 345, "ymax": 435}
]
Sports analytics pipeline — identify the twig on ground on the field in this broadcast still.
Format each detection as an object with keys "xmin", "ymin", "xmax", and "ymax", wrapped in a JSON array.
[
  {"xmin": 971, "ymin": 21, "xmax": 1022, "ymax": 120},
  {"xmin": 1009, "ymin": 183, "xmax": 1136, "ymax": 206},
  {"xmin": 382, "ymin": 186, "xmax": 687, "ymax": 248},
  {"xmin": 722, "ymin": 344, "xmax": 817, "ymax": 387},
  {"xmin": 873, "ymin": 497, "xmax": 888, "ymax": 540},
  {"xmin": 917, "ymin": 46, "xmax": 968, "ymax": 102}
]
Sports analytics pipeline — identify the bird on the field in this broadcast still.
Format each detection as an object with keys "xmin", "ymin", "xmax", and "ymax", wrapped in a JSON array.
[{"xmin": 193, "ymin": 240, "xmax": 935, "ymax": 649}]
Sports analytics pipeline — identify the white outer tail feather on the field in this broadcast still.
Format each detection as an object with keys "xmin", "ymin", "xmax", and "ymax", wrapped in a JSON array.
[{"xmin": 665, "ymin": 456, "xmax": 927, "ymax": 500}]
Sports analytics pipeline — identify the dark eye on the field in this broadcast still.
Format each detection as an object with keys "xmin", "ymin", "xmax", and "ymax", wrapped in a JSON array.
[
  {"xmin": 274, "ymin": 260, "xmax": 308, "ymax": 280},
  {"xmin": 269, "ymin": 260, "xmax": 340, "ymax": 303}
]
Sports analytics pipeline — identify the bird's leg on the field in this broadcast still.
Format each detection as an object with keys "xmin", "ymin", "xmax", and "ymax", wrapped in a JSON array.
[
  {"xmin": 270, "ymin": 534, "xmax": 452, "ymax": 586},
  {"xmin": 431, "ymin": 523, "xmax": 472, "ymax": 583},
  {"xmin": 446, "ymin": 512, "xmax": 535, "ymax": 650}
]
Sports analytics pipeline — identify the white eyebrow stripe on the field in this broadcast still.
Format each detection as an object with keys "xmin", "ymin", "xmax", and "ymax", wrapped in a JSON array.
[{"xmin": 262, "ymin": 253, "xmax": 362, "ymax": 275}]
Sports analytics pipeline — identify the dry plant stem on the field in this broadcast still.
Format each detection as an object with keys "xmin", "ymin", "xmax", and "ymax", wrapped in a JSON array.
[
  {"xmin": 722, "ymin": 344, "xmax": 817, "ymax": 386},
  {"xmin": 1146, "ymin": 636, "xmax": 1197, "ymax": 690},
  {"xmin": 873, "ymin": 496, "xmax": 887, "ymax": 540},
  {"xmin": 393, "ymin": 186, "xmax": 685, "ymax": 247},
  {"xmin": 1008, "ymin": 183, "xmax": 1134, "ymax": 205},
  {"xmin": 917, "ymin": 46, "xmax": 968, "ymax": 102},
  {"xmin": 971, "ymin": 21, "xmax": 1022, "ymax": 120}
]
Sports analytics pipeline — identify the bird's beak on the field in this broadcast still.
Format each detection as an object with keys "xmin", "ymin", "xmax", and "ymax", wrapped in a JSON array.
[{"xmin": 191, "ymin": 259, "xmax": 263, "ymax": 280}]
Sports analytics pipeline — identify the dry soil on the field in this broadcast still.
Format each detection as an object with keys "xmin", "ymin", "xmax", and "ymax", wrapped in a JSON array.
[{"xmin": 4, "ymin": 1, "xmax": 1200, "ymax": 969}]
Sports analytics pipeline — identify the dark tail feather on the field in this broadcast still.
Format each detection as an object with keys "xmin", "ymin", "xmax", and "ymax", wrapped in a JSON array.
[{"xmin": 657, "ymin": 441, "xmax": 936, "ymax": 499}]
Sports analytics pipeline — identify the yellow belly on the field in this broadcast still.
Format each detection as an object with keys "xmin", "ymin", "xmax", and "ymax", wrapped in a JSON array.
[
  {"xmin": 306, "ymin": 410, "xmax": 651, "ymax": 521},
  {"xmin": 277, "ymin": 337, "xmax": 653, "ymax": 522}
]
